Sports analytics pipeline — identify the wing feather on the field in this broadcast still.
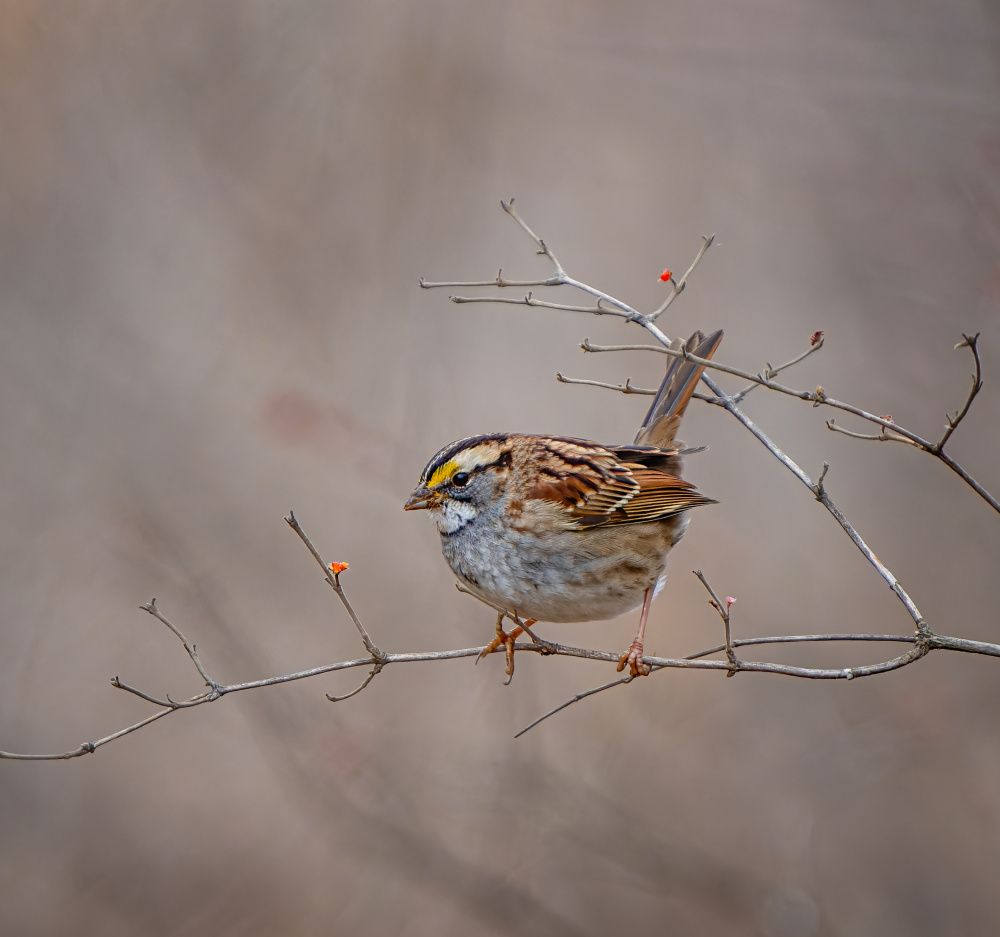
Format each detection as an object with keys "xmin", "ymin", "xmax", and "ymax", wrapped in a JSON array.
[{"xmin": 525, "ymin": 437, "xmax": 715, "ymax": 529}]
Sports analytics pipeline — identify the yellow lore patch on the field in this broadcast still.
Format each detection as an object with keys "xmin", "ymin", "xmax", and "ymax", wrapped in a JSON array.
[{"xmin": 428, "ymin": 460, "xmax": 459, "ymax": 488}]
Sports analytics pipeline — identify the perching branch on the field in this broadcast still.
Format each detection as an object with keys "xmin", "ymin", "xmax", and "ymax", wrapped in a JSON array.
[
  {"xmin": 3, "ymin": 201, "xmax": 999, "ymax": 760},
  {"xmin": 4, "ymin": 505, "xmax": 1000, "ymax": 761}
]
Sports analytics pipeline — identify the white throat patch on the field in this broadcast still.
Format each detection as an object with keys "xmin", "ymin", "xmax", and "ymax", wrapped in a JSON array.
[{"xmin": 434, "ymin": 500, "xmax": 476, "ymax": 534}]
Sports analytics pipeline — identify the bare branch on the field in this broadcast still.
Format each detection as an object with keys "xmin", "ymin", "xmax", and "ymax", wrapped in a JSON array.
[
  {"xmin": 935, "ymin": 332, "xmax": 983, "ymax": 452},
  {"xmin": 684, "ymin": 632, "xmax": 917, "ymax": 661},
  {"xmin": 647, "ymin": 234, "xmax": 715, "ymax": 321},
  {"xmin": 5, "ymin": 205, "xmax": 998, "ymax": 760},
  {"xmin": 0, "ymin": 707, "xmax": 179, "ymax": 760},
  {"xmin": 327, "ymin": 661, "xmax": 384, "ymax": 702},
  {"xmin": 826, "ymin": 418, "xmax": 922, "ymax": 447},
  {"xmin": 514, "ymin": 675, "xmax": 633, "ymax": 739},
  {"xmin": 554, "ymin": 373, "xmax": 655, "ymax": 395},
  {"xmin": 422, "ymin": 198, "xmax": 642, "ymax": 319},
  {"xmin": 579, "ymin": 333, "xmax": 827, "ymax": 406},
  {"xmin": 501, "ymin": 197, "xmax": 567, "ymax": 276},
  {"xmin": 728, "ymin": 334, "xmax": 826, "ymax": 403},
  {"xmin": 429, "ymin": 202, "xmax": 995, "ymax": 511},
  {"xmin": 5, "ymin": 592, "xmax": 1000, "ymax": 757},
  {"xmin": 284, "ymin": 511, "xmax": 387, "ymax": 663},
  {"xmin": 581, "ymin": 339, "xmax": 669, "ymax": 355},
  {"xmin": 140, "ymin": 598, "xmax": 220, "ymax": 694},
  {"xmin": 450, "ymin": 293, "xmax": 630, "ymax": 318},
  {"xmin": 693, "ymin": 571, "xmax": 738, "ymax": 674},
  {"xmin": 419, "ymin": 272, "xmax": 561, "ymax": 289},
  {"xmin": 110, "ymin": 676, "xmax": 209, "ymax": 709}
]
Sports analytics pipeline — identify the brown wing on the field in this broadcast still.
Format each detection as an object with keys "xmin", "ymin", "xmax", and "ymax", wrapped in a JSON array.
[{"xmin": 524, "ymin": 436, "xmax": 715, "ymax": 530}]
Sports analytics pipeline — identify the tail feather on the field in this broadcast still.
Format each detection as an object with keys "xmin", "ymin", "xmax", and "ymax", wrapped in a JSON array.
[{"xmin": 634, "ymin": 329, "xmax": 723, "ymax": 448}]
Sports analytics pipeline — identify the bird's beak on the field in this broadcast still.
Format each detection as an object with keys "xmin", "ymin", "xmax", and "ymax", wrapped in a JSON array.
[{"xmin": 404, "ymin": 487, "xmax": 438, "ymax": 511}]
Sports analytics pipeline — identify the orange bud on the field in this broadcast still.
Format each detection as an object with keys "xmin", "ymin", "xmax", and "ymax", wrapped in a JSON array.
[
  {"xmin": 659, "ymin": 269, "xmax": 672, "ymax": 282},
  {"xmin": 329, "ymin": 562, "xmax": 349, "ymax": 575}
]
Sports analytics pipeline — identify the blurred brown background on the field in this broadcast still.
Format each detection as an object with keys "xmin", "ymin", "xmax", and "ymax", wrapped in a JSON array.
[{"xmin": 2, "ymin": 1, "xmax": 1000, "ymax": 934}]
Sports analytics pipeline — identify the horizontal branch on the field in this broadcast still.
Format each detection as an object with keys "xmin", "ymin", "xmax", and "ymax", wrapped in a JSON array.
[{"xmin": 4, "ymin": 617, "xmax": 998, "ymax": 760}]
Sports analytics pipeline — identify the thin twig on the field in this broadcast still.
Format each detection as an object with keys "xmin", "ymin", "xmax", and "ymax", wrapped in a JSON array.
[
  {"xmin": 110, "ymin": 677, "xmax": 210, "ymax": 709},
  {"xmin": 574, "ymin": 334, "xmax": 825, "ymax": 405},
  {"xmin": 580, "ymin": 339, "xmax": 669, "ymax": 355},
  {"xmin": 826, "ymin": 419, "xmax": 922, "ymax": 447},
  {"xmin": 327, "ymin": 662, "xmax": 384, "ymax": 702},
  {"xmin": 140, "ymin": 598, "xmax": 220, "ymax": 693},
  {"xmin": 935, "ymin": 333, "xmax": 982, "ymax": 453},
  {"xmin": 514, "ymin": 676, "xmax": 633, "ymax": 738},
  {"xmin": 693, "ymin": 570, "xmax": 738, "ymax": 674},
  {"xmin": 501, "ymin": 197, "xmax": 567, "ymax": 276},
  {"xmin": 647, "ymin": 235, "xmax": 715, "ymax": 321},
  {"xmin": 684, "ymin": 633, "xmax": 916, "ymax": 661},
  {"xmin": 419, "ymin": 272, "xmax": 561, "ymax": 289},
  {"xmin": 555, "ymin": 373, "xmax": 655, "ymax": 395},
  {"xmin": 421, "ymin": 198, "xmax": 641, "ymax": 320},
  {"xmin": 284, "ymin": 511, "xmax": 387, "ymax": 663},
  {"xmin": 450, "ymin": 293, "xmax": 628, "ymax": 318},
  {"xmin": 728, "ymin": 335, "xmax": 826, "ymax": 403}
]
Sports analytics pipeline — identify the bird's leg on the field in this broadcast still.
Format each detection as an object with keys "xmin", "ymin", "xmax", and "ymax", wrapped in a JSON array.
[
  {"xmin": 478, "ymin": 612, "xmax": 535, "ymax": 684},
  {"xmin": 617, "ymin": 588, "xmax": 654, "ymax": 677}
]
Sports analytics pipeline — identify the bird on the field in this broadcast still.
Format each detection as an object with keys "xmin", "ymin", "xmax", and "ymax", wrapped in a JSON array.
[{"xmin": 404, "ymin": 329, "xmax": 723, "ymax": 679}]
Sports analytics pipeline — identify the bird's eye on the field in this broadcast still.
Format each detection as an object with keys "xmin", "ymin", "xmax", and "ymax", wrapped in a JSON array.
[{"xmin": 452, "ymin": 472, "xmax": 470, "ymax": 487}]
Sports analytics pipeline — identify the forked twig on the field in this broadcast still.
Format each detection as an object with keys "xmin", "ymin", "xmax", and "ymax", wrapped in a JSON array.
[
  {"xmin": 648, "ymin": 234, "xmax": 715, "ymax": 321},
  {"xmin": 935, "ymin": 333, "xmax": 983, "ymax": 452},
  {"xmin": 285, "ymin": 511, "xmax": 387, "ymax": 664},
  {"xmin": 694, "ymin": 571, "xmax": 738, "ymax": 675},
  {"xmin": 327, "ymin": 662, "xmax": 384, "ymax": 702}
]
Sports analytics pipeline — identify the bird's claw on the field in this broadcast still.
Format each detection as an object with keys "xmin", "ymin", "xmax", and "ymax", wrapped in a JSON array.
[{"xmin": 617, "ymin": 641, "xmax": 652, "ymax": 677}]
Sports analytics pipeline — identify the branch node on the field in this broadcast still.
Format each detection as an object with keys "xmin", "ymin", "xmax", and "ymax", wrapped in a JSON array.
[
  {"xmin": 326, "ymin": 659, "xmax": 384, "ymax": 703},
  {"xmin": 693, "ymin": 570, "xmax": 740, "ymax": 673},
  {"xmin": 814, "ymin": 462, "xmax": 830, "ymax": 500}
]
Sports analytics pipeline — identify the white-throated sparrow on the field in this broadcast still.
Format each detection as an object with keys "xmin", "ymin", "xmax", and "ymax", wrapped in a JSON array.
[{"xmin": 405, "ymin": 329, "xmax": 723, "ymax": 678}]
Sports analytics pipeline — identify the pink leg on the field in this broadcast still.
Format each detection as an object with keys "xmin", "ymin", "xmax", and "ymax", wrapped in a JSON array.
[{"xmin": 617, "ymin": 588, "xmax": 654, "ymax": 677}]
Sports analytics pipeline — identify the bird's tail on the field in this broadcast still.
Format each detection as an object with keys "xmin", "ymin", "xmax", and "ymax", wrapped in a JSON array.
[{"xmin": 633, "ymin": 329, "xmax": 724, "ymax": 448}]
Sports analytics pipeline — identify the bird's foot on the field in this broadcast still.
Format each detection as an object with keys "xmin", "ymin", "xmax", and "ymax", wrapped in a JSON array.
[
  {"xmin": 617, "ymin": 639, "xmax": 652, "ymax": 677},
  {"xmin": 478, "ymin": 615, "xmax": 536, "ymax": 684}
]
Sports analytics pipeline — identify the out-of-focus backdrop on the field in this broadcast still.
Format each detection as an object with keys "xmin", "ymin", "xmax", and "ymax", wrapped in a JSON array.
[{"xmin": 3, "ymin": 2, "xmax": 1000, "ymax": 934}]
